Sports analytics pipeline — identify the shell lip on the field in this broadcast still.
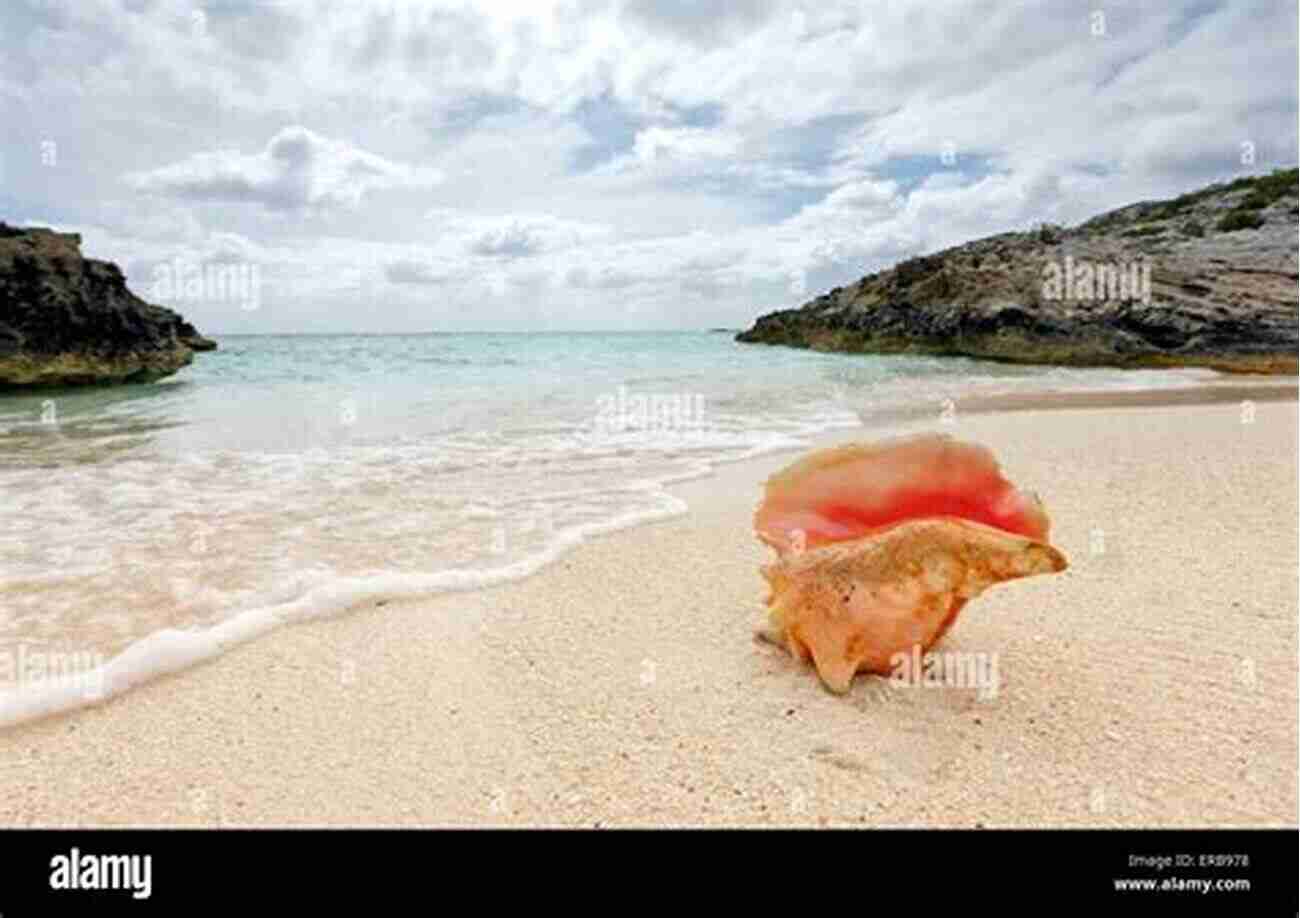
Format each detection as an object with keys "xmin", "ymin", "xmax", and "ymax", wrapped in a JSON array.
[
  {"xmin": 759, "ymin": 514, "xmax": 1066, "ymax": 565},
  {"xmin": 754, "ymin": 433, "xmax": 1053, "ymax": 552}
]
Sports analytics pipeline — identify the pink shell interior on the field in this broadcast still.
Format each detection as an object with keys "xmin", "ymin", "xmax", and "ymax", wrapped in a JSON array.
[{"xmin": 754, "ymin": 433, "xmax": 1050, "ymax": 554}]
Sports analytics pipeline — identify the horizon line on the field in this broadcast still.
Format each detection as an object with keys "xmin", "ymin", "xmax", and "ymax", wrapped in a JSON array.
[{"xmin": 201, "ymin": 328, "xmax": 743, "ymax": 337}]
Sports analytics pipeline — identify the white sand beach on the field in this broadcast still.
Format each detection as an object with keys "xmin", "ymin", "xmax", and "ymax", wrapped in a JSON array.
[{"xmin": 1, "ymin": 390, "xmax": 1296, "ymax": 827}]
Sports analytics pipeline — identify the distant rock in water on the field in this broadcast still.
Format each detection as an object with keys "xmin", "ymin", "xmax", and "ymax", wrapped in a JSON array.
[
  {"xmin": 0, "ymin": 222, "xmax": 217, "ymax": 387},
  {"xmin": 738, "ymin": 168, "xmax": 1299, "ymax": 374}
]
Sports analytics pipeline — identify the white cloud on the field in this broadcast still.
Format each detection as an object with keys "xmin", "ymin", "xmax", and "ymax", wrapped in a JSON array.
[
  {"xmin": 632, "ymin": 126, "xmax": 742, "ymax": 163},
  {"xmin": 126, "ymin": 126, "xmax": 444, "ymax": 212},
  {"xmin": 2, "ymin": 1, "xmax": 1293, "ymax": 333}
]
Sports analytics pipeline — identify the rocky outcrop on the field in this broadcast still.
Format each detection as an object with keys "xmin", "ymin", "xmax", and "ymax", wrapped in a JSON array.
[
  {"xmin": 0, "ymin": 222, "xmax": 216, "ymax": 387},
  {"xmin": 738, "ymin": 169, "xmax": 1299, "ymax": 373}
]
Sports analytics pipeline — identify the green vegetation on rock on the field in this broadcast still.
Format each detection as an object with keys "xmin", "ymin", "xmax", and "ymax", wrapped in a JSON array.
[{"xmin": 1217, "ymin": 209, "xmax": 1266, "ymax": 232}]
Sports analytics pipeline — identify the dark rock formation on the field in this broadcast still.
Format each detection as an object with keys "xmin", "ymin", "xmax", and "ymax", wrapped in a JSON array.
[
  {"xmin": 738, "ymin": 169, "xmax": 1299, "ymax": 374},
  {"xmin": 0, "ymin": 222, "xmax": 216, "ymax": 386}
]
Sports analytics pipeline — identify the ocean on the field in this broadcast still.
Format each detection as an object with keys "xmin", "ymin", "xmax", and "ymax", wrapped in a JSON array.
[{"xmin": 0, "ymin": 331, "xmax": 1216, "ymax": 723}]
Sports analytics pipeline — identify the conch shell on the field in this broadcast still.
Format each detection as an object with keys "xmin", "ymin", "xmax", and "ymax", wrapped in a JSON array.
[{"xmin": 754, "ymin": 434, "xmax": 1067, "ymax": 693}]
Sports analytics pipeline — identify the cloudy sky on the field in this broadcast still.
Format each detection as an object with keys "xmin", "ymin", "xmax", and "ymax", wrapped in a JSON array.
[{"xmin": 2, "ymin": 0, "xmax": 1296, "ymax": 333}]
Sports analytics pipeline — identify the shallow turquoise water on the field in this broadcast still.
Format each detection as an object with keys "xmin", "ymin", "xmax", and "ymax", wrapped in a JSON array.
[{"xmin": 0, "ymin": 332, "xmax": 1212, "ymax": 691}]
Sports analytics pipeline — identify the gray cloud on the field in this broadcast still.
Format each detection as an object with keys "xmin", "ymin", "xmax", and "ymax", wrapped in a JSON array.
[
  {"xmin": 619, "ymin": 0, "xmax": 780, "ymax": 46},
  {"xmin": 467, "ymin": 224, "xmax": 548, "ymax": 257},
  {"xmin": 384, "ymin": 259, "xmax": 453, "ymax": 285}
]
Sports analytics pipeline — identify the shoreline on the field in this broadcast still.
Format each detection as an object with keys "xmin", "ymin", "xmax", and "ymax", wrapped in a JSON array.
[
  {"xmin": 1, "ymin": 375, "xmax": 1293, "ymax": 731},
  {"xmin": 1, "ymin": 382, "xmax": 1296, "ymax": 826},
  {"xmin": 938, "ymin": 378, "xmax": 1296, "ymax": 414},
  {"xmin": 851, "ymin": 377, "xmax": 1297, "ymax": 428}
]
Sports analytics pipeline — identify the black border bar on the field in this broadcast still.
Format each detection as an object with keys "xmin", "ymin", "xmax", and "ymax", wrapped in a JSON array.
[{"xmin": 0, "ymin": 827, "xmax": 1295, "ymax": 912}]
